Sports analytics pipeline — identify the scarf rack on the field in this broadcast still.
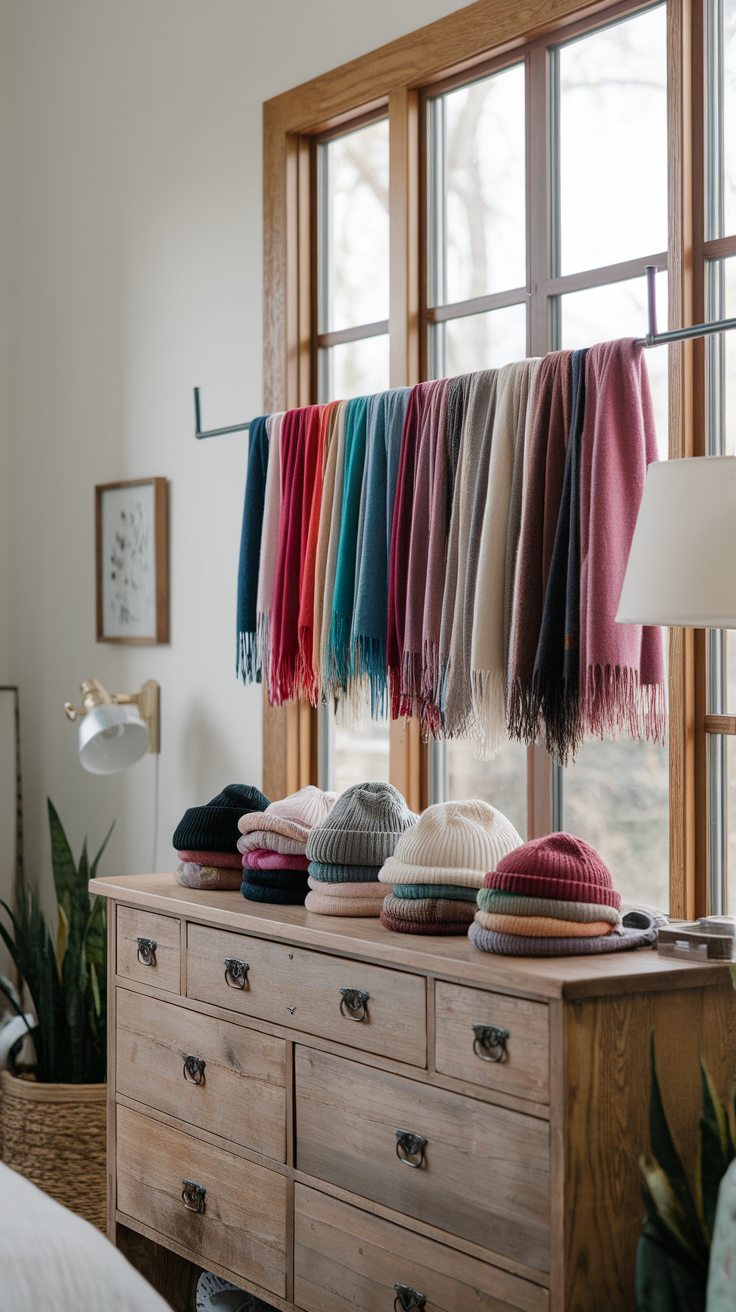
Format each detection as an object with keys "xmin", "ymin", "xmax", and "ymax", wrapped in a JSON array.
[{"xmin": 193, "ymin": 264, "xmax": 736, "ymax": 440}]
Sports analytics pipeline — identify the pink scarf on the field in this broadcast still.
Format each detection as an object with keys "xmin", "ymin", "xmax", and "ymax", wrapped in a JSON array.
[{"xmin": 579, "ymin": 339, "xmax": 666, "ymax": 741}]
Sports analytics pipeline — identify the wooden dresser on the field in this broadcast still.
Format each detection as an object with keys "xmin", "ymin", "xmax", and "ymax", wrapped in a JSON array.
[{"xmin": 92, "ymin": 872, "xmax": 736, "ymax": 1312}]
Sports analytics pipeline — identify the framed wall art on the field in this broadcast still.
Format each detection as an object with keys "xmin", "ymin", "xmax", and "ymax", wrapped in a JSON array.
[{"xmin": 95, "ymin": 478, "xmax": 169, "ymax": 644}]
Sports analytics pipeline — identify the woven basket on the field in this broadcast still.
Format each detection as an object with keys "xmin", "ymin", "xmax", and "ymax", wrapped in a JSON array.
[{"xmin": 0, "ymin": 1069, "xmax": 107, "ymax": 1231}]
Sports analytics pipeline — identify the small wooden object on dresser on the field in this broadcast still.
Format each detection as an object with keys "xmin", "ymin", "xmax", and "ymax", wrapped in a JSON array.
[{"xmin": 92, "ymin": 872, "xmax": 736, "ymax": 1312}]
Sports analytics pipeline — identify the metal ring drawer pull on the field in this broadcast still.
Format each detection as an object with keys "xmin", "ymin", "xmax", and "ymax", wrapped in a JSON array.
[
  {"xmin": 394, "ymin": 1283, "xmax": 427, "ymax": 1311},
  {"xmin": 395, "ymin": 1130, "xmax": 427, "ymax": 1169},
  {"xmin": 472, "ymin": 1023, "xmax": 509, "ymax": 1063},
  {"xmin": 181, "ymin": 1179, "xmax": 206, "ymax": 1214},
  {"xmin": 340, "ymin": 987, "xmax": 369, "ymax": 1022},
  {"xmin": 183, "ymin": 1055, "xmax": 206, "ymax": 1085},
  {"xmin": 136, "ymin": 937, "xmax": 157, "ymax": 967},
  {"xmin": 224, "ymin": 958, "xmax": 249, "ymax": 989}
]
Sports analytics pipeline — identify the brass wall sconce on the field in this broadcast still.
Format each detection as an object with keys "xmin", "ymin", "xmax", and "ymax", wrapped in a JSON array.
[{"xmin": 64, "ymin": 678, "xmax": 160, "ymax": 774}]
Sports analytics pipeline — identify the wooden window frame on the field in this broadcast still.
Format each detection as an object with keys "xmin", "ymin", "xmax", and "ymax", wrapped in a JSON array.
[{"xmin": 262, "ymin": 0, "xmax": 705, "ymax": 917}]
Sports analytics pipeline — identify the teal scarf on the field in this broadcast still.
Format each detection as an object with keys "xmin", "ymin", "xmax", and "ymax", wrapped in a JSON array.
[{"xmin": 325, "ymin": 396, "xmax": 369, "ymax": 697}]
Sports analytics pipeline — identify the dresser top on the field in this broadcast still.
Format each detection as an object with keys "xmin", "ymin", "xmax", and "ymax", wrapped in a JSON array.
[{"xmin": 92, "ymin": 872, "xmax": 732, "ymax": 1002}]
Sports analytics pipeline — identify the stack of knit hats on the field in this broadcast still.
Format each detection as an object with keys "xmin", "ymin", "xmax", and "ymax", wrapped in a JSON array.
[
  {"xmin": 305, "ymin": 782, "xmax": 417, "ymax": 916},
  {"xmin": 379, "ymin": 799, "xmax": 523, "ymax": 935},
  {"xmin": 238, "ymin": 786, "xmax": 338, "ymax": 905},
  {"xmin": 469, "ymin": 832, "xmax": 659, "ymax": 955},
  {"xmin": 173, "ymin": 784, "xmax": 270, "ymax": 889}
]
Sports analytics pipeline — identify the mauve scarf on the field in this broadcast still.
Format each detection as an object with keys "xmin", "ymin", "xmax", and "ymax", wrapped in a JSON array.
[
  {"xmin": 531, "ymin": 348, "xmax": 587, "ymax": 764},
  {"xmin": 298, "ymin": 401, "xmax": 341, "ymax": 703},
  {"xmin": 579, "ymin": 339, "xmax": 666, "ymax": 741},
  {"xmin": 440, "ymin": 370, "xmax": 499, "ymax": 738},
  {"xmin": 269, "ymin": 405, "xmax": 322, "ymax": 704},
  {"xmin": 470, "ymin": 360, "xmax": 540, "ymax": 756},
  {"xmin": 387, "ymin": 385, "xmax": 429, "ymax": 713},
  {"xmin": 507, "ymin": 351, "xmax": 573, "ymax": 744},
  {"xmin": 401, "ymin": 378, "xmax": 449, "ymax": 720},
  {"xmin": 325, "ymin": 396, "xmax": 369, "ymax": 703},
  {"xmin": 352, "ymin": 388, "xmax": 411, "ymax": 716},
  {"xmin": 318, "ymin": 402, "xmax": 348, "ymax": 693},
  {"xmin": 255, "ymin": 412, "xmax": 285, "ymax": 680},
  {"xmin": 236, "ymin": 414, "xmax": 269, "ymax": 682}
]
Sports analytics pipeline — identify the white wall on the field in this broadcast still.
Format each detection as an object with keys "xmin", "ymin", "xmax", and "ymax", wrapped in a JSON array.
[{"xmin": 2, "ymin": 0, "xmax": 462, "ymax": 898}]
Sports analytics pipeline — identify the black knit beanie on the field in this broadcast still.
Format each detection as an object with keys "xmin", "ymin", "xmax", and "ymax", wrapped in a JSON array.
[{"xmin": 173, "ymin": 784, "xmax": 270, "ymax": 853}]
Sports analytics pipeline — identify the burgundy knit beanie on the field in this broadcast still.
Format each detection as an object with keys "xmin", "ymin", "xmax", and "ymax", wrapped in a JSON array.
[{"xmin": 485, "ymin": 831, "xmax": 621, "ymax": 910}]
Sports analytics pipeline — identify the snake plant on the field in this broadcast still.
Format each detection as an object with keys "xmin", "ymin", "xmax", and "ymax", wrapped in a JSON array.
[
  {"xmin": 636, "ymin": 1036, "xmax": 735, "ymax": 1311},
  {"xmin": 0, "ymin": 799, "xmax": 113, "ymax": 1083}
]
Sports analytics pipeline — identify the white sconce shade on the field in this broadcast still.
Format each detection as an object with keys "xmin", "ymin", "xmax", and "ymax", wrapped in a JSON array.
[
  {"xmin": 78, "ymin": 703, "xmax": 149, "ymax": 775},
  {"xmin": 616, "ymin": 456, "xmax": 736, "ymax": 629}
]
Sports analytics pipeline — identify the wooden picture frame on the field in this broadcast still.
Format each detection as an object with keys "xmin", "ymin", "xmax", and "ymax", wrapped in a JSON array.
[{"xmin": 95, "ymin": 478, "xmax": 169, "ymax": 644}]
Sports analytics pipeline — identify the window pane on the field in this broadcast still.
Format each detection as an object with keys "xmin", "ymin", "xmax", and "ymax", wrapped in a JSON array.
[
  {"xmin": 431, "ymin": 304, "xmax": 527, "ymax": 378},
  {"xmin": 563, "ymin": 734, "xmax": 670, "ymax": 911},
  {"xmin": 706, "ymin": 256, "xmax": 736, "ymax": 455},
  {"xmin": 319, "ymin": 119, "xmax": 389, "ymax": 332},
  {"xmin": 557, "ymin": 5, "xmax": 667, "ymax": 275},
  {"xmin": 334, "ymin": 720, "xmax": 390, "ymax": 792},
  {"xmin": 319, "ymin": 334, "xmax": 390, "ymax": 403},
  {"xmin": 706, "ymin": 0, "xmax": 736, "ymax": 238},
  {"xmin": 428, "ymin": 63, "xmax": 526, "ymax": 306},
  {"xmin": 445, "ymin": 740, "xmax": 527, "ymax": 841},
  {"xmin": 559, "ymin": 275, "xmax": 669, "ymax": 458}
]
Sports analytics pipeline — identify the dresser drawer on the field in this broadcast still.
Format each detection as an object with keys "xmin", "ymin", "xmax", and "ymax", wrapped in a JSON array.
[
  {"xmin": 116, "ymin": 988, "xmax": 286, "ymax": 1161},
  {"xmin": 116, "ymin": 1105, "xmax": 287, "ymax": 1297},
  {"xmin": 294, "ymin": 1185, "xmax": 548, "ymax": 1312},
  {"xmin": 295, "ymin": 1047, "xmax": 549, "ymax": 1273},
  {"xmin": 434, "ymin": 982, "xmax": 549, "ymax": 1103},
  {"xmin": 187, "ymin": 924, "xmax": 426, "ymax": 1066},
  {"xmin": 117, "ymin": 906, "xmax": 180, "ymax": 993}
]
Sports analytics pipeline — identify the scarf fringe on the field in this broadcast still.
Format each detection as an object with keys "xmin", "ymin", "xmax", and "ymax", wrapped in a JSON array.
[
  {"xmin": 506, "ymin": 676, "xmax": 543, "ymax": 746},
  {"xmin": 582, "ymin": 665, "xmax": 668, "ymax": 745},
  {"xmin": 255, "ymin": 612, "xmax": 270, "ymax": 690},
  {"xmin": 237, "ymin": 630, "xmax": 261, "ymax": 685},
  {"xmin": 295, "ymin": 624, "xmax": 319, "ymax": 706},
  {"xmin": 531, "ymin": 673, "xmax": 582, "ymax": 766},
  {"xmin": 323, "ymin": 611, "xmax": 353, "ymax": 701},
  {"xmin": 470, "ymin": 670, "xmax": 507, "ymax": 760},
  {"xmin": 352, "ymin": 634, "xmax": 389, "ymax": 720}
]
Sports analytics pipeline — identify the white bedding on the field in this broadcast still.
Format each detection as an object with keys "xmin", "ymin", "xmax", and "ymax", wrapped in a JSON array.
[{"xmin": 0, "ymin": 1161, "xmax": 170, "ymax": 1311}]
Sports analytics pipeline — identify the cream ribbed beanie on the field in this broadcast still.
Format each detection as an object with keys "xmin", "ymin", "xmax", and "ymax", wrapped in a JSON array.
[
  {"xmin": 379, "ymin": 799, "xmax": 523, "ymax": 888},
  {"xmin": 238, "ymin": 786, "xmax": 338, "ymax": 843}
]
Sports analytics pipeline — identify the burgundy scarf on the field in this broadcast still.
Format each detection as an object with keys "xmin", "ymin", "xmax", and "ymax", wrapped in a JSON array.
[{"xmin": 579, "ymin": 339, "xmax": 666, "ymax": 741}]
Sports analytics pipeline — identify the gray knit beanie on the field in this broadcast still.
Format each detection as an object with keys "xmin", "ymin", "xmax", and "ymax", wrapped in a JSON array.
[{"xmin": 305, "ymin": 782, "xmax": 417, "ymax": 866}]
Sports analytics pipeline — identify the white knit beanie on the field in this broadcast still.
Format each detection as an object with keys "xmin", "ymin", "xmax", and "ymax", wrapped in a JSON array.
[
  {"xmin": 238, "ymin": 786, "xmax": 338, "ymax": 843},
  {"xmin": 379, "ymin": 799, "xmax": 523, "ymax": 888}
]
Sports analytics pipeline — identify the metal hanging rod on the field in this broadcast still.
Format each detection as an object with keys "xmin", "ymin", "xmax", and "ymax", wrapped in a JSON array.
[
  {"xmin": 638, "ymin": 264, "xmax": 736, "ymax": 347},
  {"xmin": 194, "ymin": 266, "xmax": 736, "ymax": 438},
  {"xmin": 194, "ymin": 387, "xmax": 251, "ymax": 439}
]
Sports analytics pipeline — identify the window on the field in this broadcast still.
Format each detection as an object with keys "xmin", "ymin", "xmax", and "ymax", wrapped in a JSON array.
[{"xmin": 265, "ymin": 0, "xmax": 719, "ymax": 915}]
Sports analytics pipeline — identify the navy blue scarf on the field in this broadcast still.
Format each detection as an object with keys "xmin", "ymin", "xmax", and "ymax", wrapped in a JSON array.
[{"xmin": 236, "ymin": 415, "xmax": 269, "ymax": 681}]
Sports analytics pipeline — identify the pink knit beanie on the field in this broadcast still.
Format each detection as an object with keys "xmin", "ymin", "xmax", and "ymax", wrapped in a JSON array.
[
  {"xmin": 485, "ymin": 832, "xmax": 621, "ymax": 910},
  {"xmin": 238, "ymin": 786, "xmax": 338, "ymax": 843}
]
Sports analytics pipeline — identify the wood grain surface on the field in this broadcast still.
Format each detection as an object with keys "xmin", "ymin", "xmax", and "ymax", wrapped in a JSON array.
[
  {"xmin": 294, "ymin": 1184, "xmax": 549, "ymax": 1312},
  {"xmin": 116, "ymin": 987, "xmax": 287, "ymax": 1162},
  {"xmin": 295, "ymin": 1046, "xmax": 550, "ymax": 1271},
  {"xmin": 117, "ymin": 904, "xmax": 181, "ymax": 994},
  {"xmin": 434, "ymin": 980, "xmax": 549, "ymax": 1102},
  {"xmin": 186, "ymin": 923, "xmax": 427, "ymax": 1066}
]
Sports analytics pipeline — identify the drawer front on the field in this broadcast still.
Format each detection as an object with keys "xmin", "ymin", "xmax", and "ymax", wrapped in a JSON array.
[
  {"xmin": 116, "ymin": 1105, "xmax": 287, "ymax": 1297},
  {"xmin": 187, "ymin": 924, "xmax": 427, "ymax": 1067},
  {"xmin": 295, "ymin": 1047, "xmax": 550, "ymax": 1273},
  {"xmin": 434, "ymin": 982, "xmax": 549, "ymax": 1103},
  {"xmin": 294, "ymin": 1185, "xmax": 549, "ymax": 1312},
  {"xmin": 117, "ymin": 906, "xmax": 180, "ymax": 993},
  {"xmin": 116, "ymin": 988, "xmax": 287, "ymax": 1162}
]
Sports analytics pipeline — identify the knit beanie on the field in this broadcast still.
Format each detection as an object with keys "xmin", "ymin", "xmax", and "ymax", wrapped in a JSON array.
[
  {"xmin": 474, "ymin": 909, "xmax": 614, "ymax": 938},
  {"xmin": 244, "ymin": 867, "xmax": 309, "ymax": 891},
  {"xmin": 383, "ymin": 894, "xmax": 475, "ymax": 926},
  {"xmin": 306, "ymin": 782, "xmax": 417, "ymax": 866},
  {"xmin": 245, "ymin": 849, "xmax": 310, "ymax": 872},
  {"xmin": 380, "ymin": 800, "xmax": 522, "ymax": 888},
  {"xmin": 175, "ymin": 862, "xmax": 243, "ymax": 891},
  {"xmin": 241, "ymin": 878, "xmax": 307, "ymax": 906},
  {"xmin": 238, "ymin": 785, "xmax": 338, "ymax": 843},
  {"xmin": 238, "ymin": 830, "xmax": 308, "ymax": 857},
  {"xmin": 307, "ymin": 876, "xmax": 386, "ymax": 899},
  {"xmin": 305, "ymin": 888, "xmax": 385, "ymax": 917},
  {"xmin": 468, "ymin": 917, "xmax": 657, "ymax": 957},
  {"xmin": 476, "ymin": 888, "xmax": 622, "ymax": 925},
  {"xmin": 173, "ymin": 784, "xmax": 270, "ymax": 852},
  {"xmin": 380, "ymin": 908, "xmax": 468, "ymax": 936},
  {"xmin": 308, "ymin": 861, "xmax": 381, "ymax": 884},
  {"xmin": 177, "ymin": 849, "xmax": 244, "ymax": 870},
  {"xmin": 394, "ymin": 883, "xmax": 478, "ymax": 902},
  {"xmin": 485, "ymin": 832, "xmax": 621, "ymax": 910}
]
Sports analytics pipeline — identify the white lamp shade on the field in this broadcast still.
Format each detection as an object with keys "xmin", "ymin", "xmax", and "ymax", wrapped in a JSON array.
[
  {"xmin": 78, "ymin": 703, "xmax": 149, "ymax": 775},
  {"xmin": 616, "ymin": 456, "xmax": 736, "ymax": 628}
]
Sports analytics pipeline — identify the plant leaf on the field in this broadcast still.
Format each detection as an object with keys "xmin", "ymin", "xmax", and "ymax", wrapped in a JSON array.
[
  {"xmin": 90, "ymin": 820, "xmax": 114, "ymax": 880},
  {"xmin": 640, "ymin": 1157, "xmax": 702, "ymax": 1260},
  {"xmin": 649, "ymin": 1035, "xmax": 707, "ymax": 1261},
  {"xmin": 56, "ymin": 905, "xmax": 68, "ymax": 976}
]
